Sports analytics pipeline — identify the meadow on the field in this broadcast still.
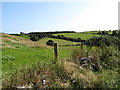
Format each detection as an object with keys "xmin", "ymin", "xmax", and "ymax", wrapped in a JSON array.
[
  {"xmin": 54, "ymin": 32, "xmax": 100, "ymax": 39},
  {"xmin": 1, "ymin": 31, "xmax": 120, "ymax": 88},
  {"xmin": 38, "ymin": 37, "xmax": 79, "ymax": 45},
  {"xmin": 2, "ymin": 33, "xmax": 80, "ymax": 73}
]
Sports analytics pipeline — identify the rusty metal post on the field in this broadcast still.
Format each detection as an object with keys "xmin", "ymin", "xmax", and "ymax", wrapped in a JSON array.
[{"xmin": 53, "ymin": 43, "xmax": 58, "ymax": 64}]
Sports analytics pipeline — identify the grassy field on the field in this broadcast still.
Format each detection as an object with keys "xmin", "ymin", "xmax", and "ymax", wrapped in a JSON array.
[
  {"xmin": 1, "ymin": 32, "xmax": 120, "ymax": 88},
  {"xmin": 2, "ymin": 33, "xmax": 80, "ymax": 73},
  {"xmin": 54, "ymin": 33, "xmax": 100, "ymax": 39},
  {"xmin": 38, "ymin": 37, "xmax": 80, "ymax": 45},
  {"xmin": 2, "ymin": 46, "xmax": 79, "ymax": 71},
  {"xmin": 80, "ymin": 30, "xmax": 112, "ymax": 34},
  {"xmin": 0, "ymin": 31, "xmax": 107, "ymax": 73},
  {"xmin": 80, "ymin": 31, "xmax": 99, "ymax": 34}
]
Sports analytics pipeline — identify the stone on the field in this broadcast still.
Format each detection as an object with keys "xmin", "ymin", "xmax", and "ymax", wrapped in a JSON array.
[{"xmin": 80, "ymin": 57, "xmax": 92, "ymax": 65}]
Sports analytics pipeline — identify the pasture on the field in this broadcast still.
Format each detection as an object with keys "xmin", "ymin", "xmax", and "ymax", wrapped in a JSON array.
[
  {"xmin": 54, "ymin": 33, "xmax": 100, "ymax": 39},
  {"xmin": 1, "ymin": 31, "xmax": 111, "ymax": 73},
  {"xmin": 38, "ymin": 37, "xmax": 80, "ymax": 45},
  {"xmin": 1, "ymin": 31, "xmax": 120, "ymax": 88},
  {"xmin": 2, "ymin": 33, "xmax": 80, "ymax": 73}
]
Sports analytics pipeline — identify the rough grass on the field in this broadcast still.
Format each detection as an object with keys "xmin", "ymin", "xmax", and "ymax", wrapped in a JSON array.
[
  {"xmin": 2, "ymin": 33, "xmax": 79, "ymax": 74},
  {"xmin": 70, "ymin": 46, "xmax": 120, "ymax": 88},
  {"xmin": 3, "ymin": 51, "xmax": 119, "ymax": 88},
  {"xmin": 1, "ymin": 33, "xmax": 120, "ymax": 88},
  {"xmin": 2, "ymin": 33, "xmax": 49, "ymax": 48},
  {"xmin": 2, "ymin": 58, "xmax": 99, "ymax": 88}
]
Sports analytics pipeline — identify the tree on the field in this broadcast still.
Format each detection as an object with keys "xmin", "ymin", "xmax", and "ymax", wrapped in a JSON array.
[
  {"xmin": 20, "ymin": 32, "xmax": 24, "ymax": 34},
  {"xmin": 118, "ymin": 30, "xmax": 120, "ymax": 38},
  {"xmin": 97, "ymin": 31, "xmax": 108, "ymax": 35},
  {"xmin": 85, "ymin": 36, "xmax": 120, "ymax": 47},
  {"xmin": 101, "ymin": 31, "xmax": 108, "ymax": 35},
  {"xmin": 112, "ymin": 30, "xmax": 117, "ymax": 36}
]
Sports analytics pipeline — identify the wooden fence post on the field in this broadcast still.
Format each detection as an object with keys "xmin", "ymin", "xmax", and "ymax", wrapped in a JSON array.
[
  {"xmin": 53, "ymin": 43, "xmax": 58, "ymax": 64},
  {"xmin": 81, "ymin": 42, "xmax": 83, "ymax": 50}
]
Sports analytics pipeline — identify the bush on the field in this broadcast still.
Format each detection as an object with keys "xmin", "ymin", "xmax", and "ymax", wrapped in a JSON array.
[
  {"xmin": 97, "ymin": 31, "xmax": 108, "ymax": 35},
  {"xmin": 72, "ymin": 49, "xmax": 86, "ymax": 64},
  {"xmin": 46, "ymin": 40, "xmax": 54, "ymax": 46},
  {"xmin": 30, "ymin": 36, "xmax": 39, "ymax": 41},
  {"xmin": 112, "ymin": 30, "xmax": 118, "ymax": 36},
  {"xmin": 85, "ymin": 36, "xmax": 120, "ymax": 48}
]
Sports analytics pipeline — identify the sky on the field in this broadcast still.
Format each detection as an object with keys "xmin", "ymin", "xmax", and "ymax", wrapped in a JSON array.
[{"xmin": 1, "ymin": 0, "xmax": 120, "ymax": 33}]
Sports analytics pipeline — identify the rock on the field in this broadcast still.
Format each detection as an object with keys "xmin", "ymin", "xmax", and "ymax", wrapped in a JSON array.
[
  {"xmin": 80, "ymin": 57, "xmax": 92, "ymax": 65},
  {"xmin": 80, "ymin": 57, "xmax": 100, "ymax": 71}
]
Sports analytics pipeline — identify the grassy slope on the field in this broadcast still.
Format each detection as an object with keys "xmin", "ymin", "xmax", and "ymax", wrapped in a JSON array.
[
  {"xmin": 35, "ymin": 31, "xmax": 104, "ymax": 47},
  {"xmin": 2, "ymin": 32, "xmax": 119, "ymax": 88},
  {"xmin": 1, "ymin": 31, "xmax": 108, "ymax": 73},
  {"xmin": 54, "ymin": 33, "xmax": 100, "ymax": 40},
  {"xmin": 38, "ymin": 37, "xmax": 79, "ymax": 45},
  {"xmin": 2, "ymin": 33, "xmax": 79, "ymax": 73},
  {"xmin": 17, "ymin": 34, "xmax": 30, "ymax": 39}
]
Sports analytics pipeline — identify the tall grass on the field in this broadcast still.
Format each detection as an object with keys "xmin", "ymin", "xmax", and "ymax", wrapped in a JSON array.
[
  {"xmin": 2, "ymin": 33, "xmax": 120, "ymax": 88},
  {"xmin": 71, "ymin": 45, "xmax": 120, "ymax": 88},
  {"xmin": 2, "ymin": 45, "xmax": 119, "ymax": 88}
]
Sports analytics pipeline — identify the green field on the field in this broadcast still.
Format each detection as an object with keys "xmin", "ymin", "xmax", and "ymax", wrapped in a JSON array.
[
  {"xmin": 80, "ymin": 31, "xmax": 99, "ymax": 34},
  {"xmin": 54, "ymin": 33, "xmax": 100, "ymax": 39},
  {"xmin": 2, "ymin": 34, "xmax": 80, "ymax": 73},
  {"xmin": 39, "ymin": 37, "xmax": 80, "ymax": 45},
  {"xmin": 80, "ymin": 30, "xmax": 112, "ymax": 34},
  {"xmin": 2, "ymin": 32, "xmax": 120, "ymax": 88},
  {"xmin": 1, "ymin": 32, "xmax": 103, "ymax": 73},
  {"xmin": 2, "ymin": 46, "xmax": 78, "ymax": 71}
]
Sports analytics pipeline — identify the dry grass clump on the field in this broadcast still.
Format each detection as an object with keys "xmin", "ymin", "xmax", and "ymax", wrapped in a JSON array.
[{"xmin": 63, "ymin": 60, "xmax": 99, "ymax": 88}]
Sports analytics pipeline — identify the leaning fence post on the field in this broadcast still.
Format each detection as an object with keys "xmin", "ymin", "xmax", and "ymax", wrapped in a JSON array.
[{"xmin": 53, "ymin": 43, "xmax": 58, "ymax": 64}]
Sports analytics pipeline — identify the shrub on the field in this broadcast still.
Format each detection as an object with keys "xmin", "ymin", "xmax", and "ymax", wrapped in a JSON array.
[
  {"xmin": 112, "ymin": 30, "xmax": 118, "ymax": 36},
  {"xmin": 85, "ymin": 36, "xmax": 120, "ymax": 48},
  {"xmin": 30, "ymin": 36, "xmax": 39, "ymax": 41},
  {"xmin": 61, "ymin": 35, "xmax": 64, "ymax": 37},
  {"xmin": 118, "ymin": 30, "xmax": 120, "ymax": 38},
  {"xmin": 46, "ymin": 40, "xmax": 54, "ymax": 46},
  {"xmin": 97, "ymin": 31, "xmax": 108, "ymax": 35}
]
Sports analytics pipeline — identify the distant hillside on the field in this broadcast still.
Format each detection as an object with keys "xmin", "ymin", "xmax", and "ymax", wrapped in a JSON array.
[{"xmin": 1, "ymin": 33, "xmax": 49, "ymax": 48}]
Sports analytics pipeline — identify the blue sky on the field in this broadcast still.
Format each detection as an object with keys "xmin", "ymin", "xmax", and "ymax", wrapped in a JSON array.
[
  {"xmin": 2, "ymin": 2, "xmax": 90, "ymax": 33},
  {"xmin": 2, "ymin": 0, "xmax": 119, "ymax": 33}
]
